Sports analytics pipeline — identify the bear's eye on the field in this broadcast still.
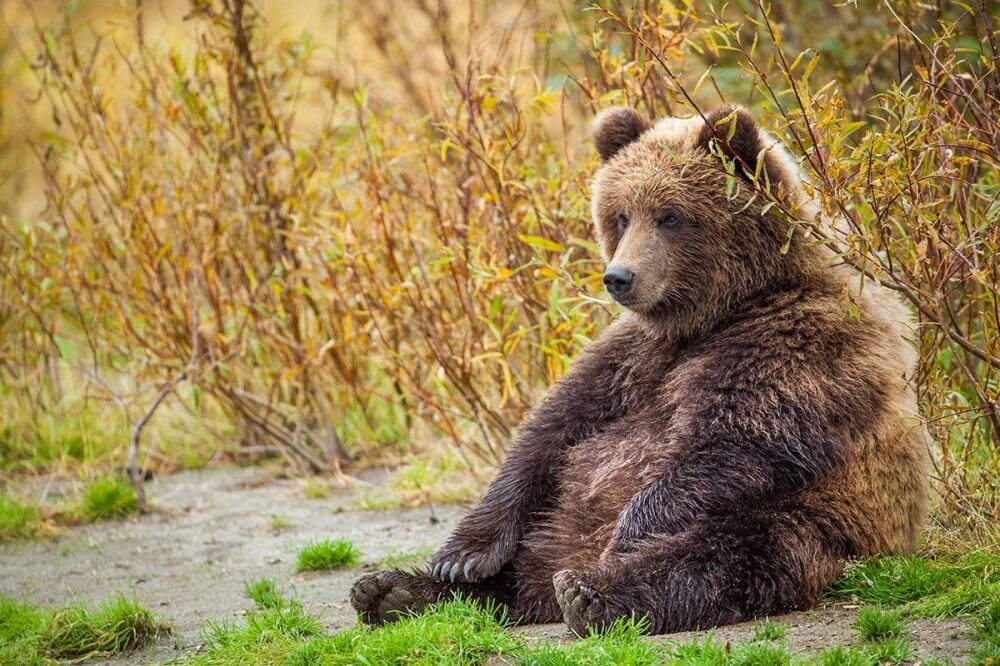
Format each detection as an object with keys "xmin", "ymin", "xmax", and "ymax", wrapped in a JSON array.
[
  {"xmin": 616, "ymin": 213, "xmax": 630, "ymax": 233},
  {"xmin": 658, "ymin": 211, "xmax": 682, "ymax": 228}
]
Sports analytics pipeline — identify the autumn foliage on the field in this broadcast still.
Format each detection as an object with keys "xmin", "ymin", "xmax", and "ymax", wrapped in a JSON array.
[{"xmin": 0, "ymin": 1, "xmax": 996, "ymax": 535}]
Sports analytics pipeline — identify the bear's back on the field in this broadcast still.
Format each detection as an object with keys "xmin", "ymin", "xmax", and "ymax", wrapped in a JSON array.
[{"xmin": 798, "ymin": 273, "xmax": 930, "ymax": 555}]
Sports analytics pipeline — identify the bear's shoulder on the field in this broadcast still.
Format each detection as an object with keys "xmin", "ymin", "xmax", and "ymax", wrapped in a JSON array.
[{"xmin": 679, "ymin": 281, "xmax": 896, "ymax": 385}]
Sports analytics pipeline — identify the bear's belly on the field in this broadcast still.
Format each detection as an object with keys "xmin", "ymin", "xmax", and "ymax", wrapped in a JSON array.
[
  {"xmin": 554, "ymin": 426, "xmax": 676, "ymax": 535},
  {"xmin": 515, "ymin": 426, "xmax": 678, "ymax": 580}
]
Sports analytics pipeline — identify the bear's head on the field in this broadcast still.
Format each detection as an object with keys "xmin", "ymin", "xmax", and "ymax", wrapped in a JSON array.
[{"xmin": 590, "ymin": 105, "xmax": 814, "ymax": 334}]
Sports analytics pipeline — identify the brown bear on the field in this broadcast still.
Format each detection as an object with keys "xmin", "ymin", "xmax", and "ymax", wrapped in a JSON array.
[{"xmin": 350, "ymin": 105, "xmax": 930, "ymax": 635}]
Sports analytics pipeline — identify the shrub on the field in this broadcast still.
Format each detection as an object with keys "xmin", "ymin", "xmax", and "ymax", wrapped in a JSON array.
[{"xmin": 0, "ymin": 0, "xmax": 996, "ymax": 538}]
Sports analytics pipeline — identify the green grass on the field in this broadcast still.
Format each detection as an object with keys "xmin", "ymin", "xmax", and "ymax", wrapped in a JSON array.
[
  {"xmin": 0, "ymin": 494, "xmax": 42, "ymax": 541},
  {"xmin": 0, "ymin": 402, "xmax": 124, "ymax": 474},
  {"xmin": 523, "ymin": 617, "xmax": 666, "ymax": 665},
  {"xmin": 303, "ymin": 479, "xmax": 332, "ymax": 499},
  {"xmin": 295, "ymin": 538, "xmax": 362, "ymax": 572},
  {"xmin": 826, "ymin": 550, "xmax": 1000, "ymax": 619},
  {"xmin": 828, "ymin": 553, "xmax": 1000, "ymax": 665},
  {"xmin": 192, "ymin": 580, "xmax": 324, "ymax": 665},
  {"xmin": 0, "ymin": 382, "xmax": 230, "ymax": 478},
  {"xmin": 0, "ymin": 592, "xmax": 164, "ymax": 663},
  {"xmin": 79, "ymin": 476, "xmax": 139, "ymax": 522},
  {"xmin": 186, "ymin": 581, "xmax": 672, "ymax": 666},
  {"xmin": 187, "ymin": 583, "xmax": 516, "ymax": 666},
  {"xmin": 813, "ymin": 639, "xmax": 916, "ymax": 666},
  {"xmin": 1, "ymin": 475, "xmax": 143, "ymax": 540},
  {"xmin": 176, "ymin": 556, "xmax": 1000, "ymax": 666},
  {"xmin": 752, "ymin": 618, "xmax": 790, "ymax": 642},
  {"xmin": 854, "ymin": 607, "xmax": 907, "ymax": 641},
  {"xmin": 243, "ymin": 579, "xmax": 285, "ymax": 611},
  {"xmin": 862, "ymin": 636, "xmax": 913, "ymax": 665},
  {"xmin": 973, "ymin": 598, "xmax": 1000, "ymax": 665},
  {"xmin": 268, "ymin": 514, "xmax": 294, "ymax": 532},
  {"xmin": 815, "ymin": 645, "xmax": 871, "ymax": 666}
]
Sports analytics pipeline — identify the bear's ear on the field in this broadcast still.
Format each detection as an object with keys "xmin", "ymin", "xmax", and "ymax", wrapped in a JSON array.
[
  {"xmin": 591, "ymin": 107, "xmax": 651, "ymax": 162},
  {"xmin": 697, "ymin": 105, "xmax": 781, "ymax": 186}
]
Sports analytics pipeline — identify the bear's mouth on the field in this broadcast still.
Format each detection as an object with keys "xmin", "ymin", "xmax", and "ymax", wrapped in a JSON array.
[{"xmin": 611, "ymin": 294, "xmax": 659, "ymax": 311}]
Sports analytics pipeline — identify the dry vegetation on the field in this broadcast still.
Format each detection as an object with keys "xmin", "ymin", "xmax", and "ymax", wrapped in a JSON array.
[{"xmin": 0, "ymin": 0, "xmax": 996, "ymax": 542}]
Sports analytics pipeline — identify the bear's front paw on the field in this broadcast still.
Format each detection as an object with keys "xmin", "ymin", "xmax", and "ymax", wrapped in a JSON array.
[
  {"xmin": 429, "ymin": 526, "xmax": 519, "ymax": 583},
  {"xmin": 350, "ymin": 570, "xmax": 428, "ymax": 626}
]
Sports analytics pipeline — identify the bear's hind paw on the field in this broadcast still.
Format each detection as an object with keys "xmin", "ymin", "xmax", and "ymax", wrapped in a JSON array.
[{"xmin": 553, "ymin": 569, "xmax": 608, "ymax": 636}]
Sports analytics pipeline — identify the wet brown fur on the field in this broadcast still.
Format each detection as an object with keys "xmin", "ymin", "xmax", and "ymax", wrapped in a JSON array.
[{"xmin": 350, "ymin": 105, "xmax": 930, "ymax": 634}]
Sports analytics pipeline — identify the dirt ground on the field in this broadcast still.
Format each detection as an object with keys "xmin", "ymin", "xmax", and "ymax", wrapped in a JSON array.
[{"xmin": 0, "ymin": 467, "xmax": 978, "ymax": 664}]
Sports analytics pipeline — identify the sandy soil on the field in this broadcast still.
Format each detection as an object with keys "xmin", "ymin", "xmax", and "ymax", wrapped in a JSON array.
[{"xmin": 0, "ymin": 467, "xmax": 978, "ymax": 663}]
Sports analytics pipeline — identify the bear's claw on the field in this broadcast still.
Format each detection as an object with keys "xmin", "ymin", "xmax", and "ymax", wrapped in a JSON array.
[
  {"xmin": 429, "ymin": 524, "xmax": 520, "ymax": 583},
  {"xmin": 431, "ymin": 559, "xmax": 469, "ymax": 582},
  {"xmin": 430, "ymin": 543, "xmax": 509, "ymax": 583},
  {"xmin": 553, "ymin": 569, "xmax": 607, "ymax": 636}
]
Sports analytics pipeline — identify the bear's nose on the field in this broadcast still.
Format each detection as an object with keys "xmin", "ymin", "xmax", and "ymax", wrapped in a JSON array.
[{"xmin": 603, "ymin": 266, "xmax": 635, "ymax": 299}]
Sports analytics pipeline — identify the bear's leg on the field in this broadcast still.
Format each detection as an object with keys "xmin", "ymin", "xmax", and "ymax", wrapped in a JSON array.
[
  {"xmin": 553, "ymin": 509, "xmax": 845, "ymax": 635},
  {"xmin": 350, "ymin": 566, "xmax": 518, "ymax": 626}
]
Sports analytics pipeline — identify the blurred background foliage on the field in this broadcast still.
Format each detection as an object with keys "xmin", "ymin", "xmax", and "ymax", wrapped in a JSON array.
[{"xmin": 0, "ymin": 0, "xmax": 996, "ymax": 543}]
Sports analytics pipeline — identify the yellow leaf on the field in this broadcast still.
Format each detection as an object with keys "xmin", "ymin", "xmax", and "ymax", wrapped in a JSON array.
[{"xmin": 517, "ymin": 234, "xmax": 564, "ymax": 252}]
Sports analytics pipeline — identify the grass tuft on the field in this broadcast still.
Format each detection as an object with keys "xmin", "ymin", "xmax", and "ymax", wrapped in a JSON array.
[
  {"xmin": 299, "ymin": 597, "xmax": 519, "ymax": 665},
  {"xmin": 295, "ymin": 538, "xmax": 362, "ymax": 572},
  {"xmin": 243, "ymin": 579, "xmax": 285, "ymax": 611},
  {"xmin": 44, "ymin": 595, "xmax": 162, "ymax": 660},
  {"xmin": 816, "ymin": 645, "xmax": 873, "ymax": 666},
  {"xmin": 666, "ymin": 635, "xmax": 730, "ymax": 666},
  {"xmin": 863, "ymin": 637, "xmax": 913, "ymax": 665},
  {"xmin": 194, "ymin": 581, "xmax": 323, "ymax": 664},
  {"xmin": 976, "ymin": 598, "xmax": 1000, "ymax": 640},
  {"xmin": 0, "ymin": 494, "xmax": 42, "ymax": 540},
  {"xmin": 664, "ymin": 634, "xmax": 800, "ymax": 666},
  {"xmin": 752, "ymin": 618, "xmax": 789, "ymax": 642},
  {"xmin": 303, "ymin": 479, "xmax": 332, "ymax": 500},
  {"xmin": 525, "ymin": 616, "xmax": 665, "ymax": 665},
  {"xmin": 268, "ymin": 515, "xmax": 294, "ymax": 532},
  {"xmin": 730, "ymin": 639, "xmax": 794, "ymax": 666},
  {"xmin": 0, "ymin": 592, "xmax": 164, "ymax": 662},
  {"xmin": 79, "ymin": 476, "xmax": 139, "ymax": 522},
  {"xmin": 855, "ymin": 607, "xmax": 907, "ymax": 641}
]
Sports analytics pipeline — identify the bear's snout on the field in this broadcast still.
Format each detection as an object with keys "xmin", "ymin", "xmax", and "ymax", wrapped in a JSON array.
[{"xmin": 603, "ymin": 265, "xmax": 635, "ymax": 301}]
